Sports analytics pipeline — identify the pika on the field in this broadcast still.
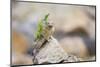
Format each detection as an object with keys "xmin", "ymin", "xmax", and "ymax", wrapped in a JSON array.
[{"xmin": 42, "ymin": 22, "xmax": 55, "ymax": 40}]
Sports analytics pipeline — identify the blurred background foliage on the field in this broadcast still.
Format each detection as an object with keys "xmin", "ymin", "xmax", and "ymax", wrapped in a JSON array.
[{"xmin": 12, "ymin": 0, "xmax": 96, "ymax": 65}]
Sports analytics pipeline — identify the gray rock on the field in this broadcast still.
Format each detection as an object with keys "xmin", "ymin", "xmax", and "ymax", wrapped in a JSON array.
[{"xmin": 34, "ymin": 37, "xmax": 79, "ymax": 64}]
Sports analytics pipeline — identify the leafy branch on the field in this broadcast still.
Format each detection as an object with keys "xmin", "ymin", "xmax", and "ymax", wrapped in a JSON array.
[{"xmin": 35, "ymin": 14, "xmax": 49, "ymax": 40}]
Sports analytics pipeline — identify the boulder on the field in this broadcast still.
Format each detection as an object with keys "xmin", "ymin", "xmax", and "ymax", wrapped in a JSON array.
[{"xmin": 35, "ymin": 37, "xmax": 79, "ymax": 64}]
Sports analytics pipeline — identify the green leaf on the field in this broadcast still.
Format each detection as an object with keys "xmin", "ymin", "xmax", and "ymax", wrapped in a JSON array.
[
  {"xmin": 35, "ymin": 20, "xmax": 43, "ymax": 39},
  {"xmin": 43, "ymin": 13, "xmax": 49, "ymax": 24},
  {"xmin": 35, "ymin": 13, "xmax": 50, "ymax": 40}
]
